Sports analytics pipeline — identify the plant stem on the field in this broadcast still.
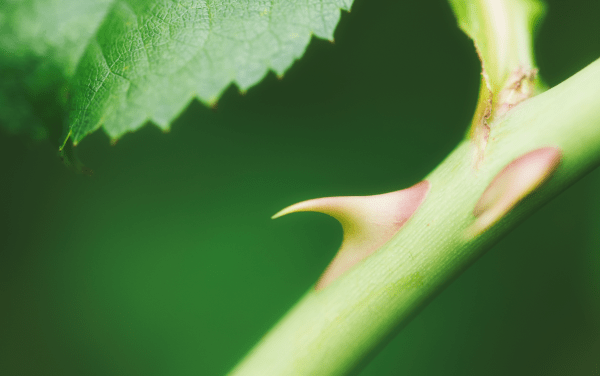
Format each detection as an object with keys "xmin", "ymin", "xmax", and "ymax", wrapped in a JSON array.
[{"xmin": 228, "ymin": 58, "xmax": 600, "ymax": 376}]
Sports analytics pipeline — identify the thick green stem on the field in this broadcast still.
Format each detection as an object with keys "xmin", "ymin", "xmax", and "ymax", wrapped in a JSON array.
[{"xmin": 228, "ymin": 58, "xmax": 600, "ymax": 376}]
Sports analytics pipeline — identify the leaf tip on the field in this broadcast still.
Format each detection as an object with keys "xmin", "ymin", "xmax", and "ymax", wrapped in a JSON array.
[{"xmin": 59, "ymin": 129, "xmax": 73, "ymax": 151}]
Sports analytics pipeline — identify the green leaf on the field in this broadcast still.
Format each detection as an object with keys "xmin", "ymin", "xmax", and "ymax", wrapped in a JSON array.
[{"xmin": 0, "ymin": 0, "xmax": 354, "ymax": 146}]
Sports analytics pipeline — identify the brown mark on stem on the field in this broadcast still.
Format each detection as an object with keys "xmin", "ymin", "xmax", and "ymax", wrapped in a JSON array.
[
  {"xmin": 469, "ymin": 43, "xmax": 493, "ymax": 170},
  {"xmin": 495, "ymin": 66, "xmax": 539, "ymax": 118},
  {"xmin": 468, "ymin": 43, "xmax": 540, "ymax": 170}
]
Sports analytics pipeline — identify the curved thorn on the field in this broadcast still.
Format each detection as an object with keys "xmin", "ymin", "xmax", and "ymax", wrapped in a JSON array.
[{"xmin": 274, "ymin": 180, "xmax": 430, "ymax": 290}]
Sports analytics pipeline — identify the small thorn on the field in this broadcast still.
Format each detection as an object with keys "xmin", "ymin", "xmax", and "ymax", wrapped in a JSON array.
[{"xmin": 466, "ymin": 147, "xmax": 562, "ymax": 238}]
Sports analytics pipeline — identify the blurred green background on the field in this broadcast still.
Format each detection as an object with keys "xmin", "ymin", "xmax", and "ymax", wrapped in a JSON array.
[{"xmin": 1, "ymin": 0, "xmax": 599, "ymax": 375}]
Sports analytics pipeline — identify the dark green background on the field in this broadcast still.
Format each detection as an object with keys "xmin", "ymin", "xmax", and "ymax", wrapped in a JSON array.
[{"xmin": 1, "ymin": 1, "xmax": 599, "ymax": 375}]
